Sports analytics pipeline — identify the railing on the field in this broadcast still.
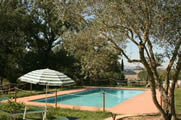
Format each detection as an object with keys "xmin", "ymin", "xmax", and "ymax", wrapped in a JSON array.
[
  {"xmin": 115, "ymin": 80, "xmax": 147, "ymax": 87},
  {"xmin": 0, "ymin": 83, "xmax": 28, "ymax": 94}
]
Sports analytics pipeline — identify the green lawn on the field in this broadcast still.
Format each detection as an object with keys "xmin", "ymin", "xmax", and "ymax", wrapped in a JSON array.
[
  {"xmin": 46, "ymin": 107, "xmax": 111, "ymax": 120},
  {"xmin": 175, "ymin": 88, "xmax": 181, "ymax": 113},
  {"xmin": 0, "ymin": 105, "xmax": 111, "ymax": 120}
]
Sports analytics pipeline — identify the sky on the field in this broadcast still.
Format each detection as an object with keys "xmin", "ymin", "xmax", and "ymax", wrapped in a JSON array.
[
  {"xmin": 121, "ymin": 41, "xmax": 169, "ymax": 69},
  {"xmin": 119, "ymin": 42, "xmax": 141, "ymax": 69}
]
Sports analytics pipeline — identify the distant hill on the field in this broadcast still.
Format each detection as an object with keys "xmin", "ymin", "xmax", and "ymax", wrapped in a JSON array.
[
  {"xmin": 134, "ymin": 66, "xmax": 144, "ymax": 70},
  {"xmin": 123, "ymin": 69, "xmax": 136, "ymax": 75},
  {"xmin": 123, "ymin": 66, "xmax": 144, "ymax": 80}
]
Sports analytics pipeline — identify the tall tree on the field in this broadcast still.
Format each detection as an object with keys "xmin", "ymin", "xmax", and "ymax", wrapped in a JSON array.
[
  {"xmin": 23, "ymin": 0, "xmax": 63, "ymax": 68},
  {"xmin": 65, "ymin": 0, "xmax": 181, "ymax": 120},
  {"xmin": 64, "ymin": 26, "xmax": 122, "ymax": 85},
  {"xmin": 23, "ymin": 0, "xmax": 87, "ymax": 70},
  {"xmin": 92, "ymin": 0, "xmax": 181, "ymax": 120},
  {"xmin": 0, "ymin": 0, "xmax": 29, "ymax": 84}
]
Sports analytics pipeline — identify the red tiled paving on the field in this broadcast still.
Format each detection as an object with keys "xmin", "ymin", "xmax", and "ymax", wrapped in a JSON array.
[
  {"xmin": 106, "ymin": 89, "xmax": 160, "ymax": 114},
  {"xmin": 15, "ymin": 87, "xmax": 160, "ymax": 114}
]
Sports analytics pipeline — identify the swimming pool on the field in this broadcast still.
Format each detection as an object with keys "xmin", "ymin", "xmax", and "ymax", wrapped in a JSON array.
[{"xmin": 33, "ymin": 88, "xmax": 144, "ymax": 108}]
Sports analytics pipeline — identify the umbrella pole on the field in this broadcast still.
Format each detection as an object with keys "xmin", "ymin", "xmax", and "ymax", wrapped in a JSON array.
[
  {"xmin": 30, "ymin": 83, "xmax": 32, "ymax": 94},
  {"xmin": 102, "ymin": 90, "xmax": 105, "ymax": 112},
  {"xmin": 55, "ymin": 88, "xmax": 57, "ymax": 108},
  {"xmin": 43, "ymin": 85, "xmax": 48, "ymax": 120}
]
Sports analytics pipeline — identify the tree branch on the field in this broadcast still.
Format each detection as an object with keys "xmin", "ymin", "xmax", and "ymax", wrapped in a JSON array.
[
  {"xmin": 138, "ymin": 43, "xmax": 166, "ymax": 116},
  {"xmin": 131, "ymin": 26, "xmax": 143, "ymax": 42},
  {"xmin": 109, "ymin": 38, "xmax": 141, "ymax": 63},
  {"xmin": 143, "ymin": 44, "xmax": 152, "ymax": 63},
  {"xmin": 170, "ymin": 54, "xmax": 181, "ymax": 118},
  {"xmin": 142, "ymin": 23, "xmax": 161, "ymax": 88},
  {"xmin": 144, "ymin": 28, "xmax": 163, "ymax": 92},
  {"xmin": 165, "ymin": 38, "xmax": 181, "ymax": 93},
  {"xmin": 126, "ymin": 29, "xmax": 139, "ymax": 46},
  {"xmin": 166, "ymin": 38, "xmax": 181, "ymax": 72},
  {"xmin": 101, "ymin": 32, "xmax": 141, "ymax": 63},
  {"xmin": 102, "ymin": 22, "xmax": 140, "ymax": 46}
]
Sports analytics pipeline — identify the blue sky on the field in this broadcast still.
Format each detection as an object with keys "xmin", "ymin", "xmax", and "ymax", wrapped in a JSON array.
[
  {"xmin": 120, "ymin": 42, "xmax": 141, "ymax": 68},
  {"xmin": 121, "ymin": 42, "xmax": 168, "ymax": 68}
]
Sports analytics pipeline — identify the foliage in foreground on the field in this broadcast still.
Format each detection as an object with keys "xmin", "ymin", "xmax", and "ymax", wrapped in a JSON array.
[{"xmin": 0, "ymin": 100, "xmax": 25, "ymax": 113}]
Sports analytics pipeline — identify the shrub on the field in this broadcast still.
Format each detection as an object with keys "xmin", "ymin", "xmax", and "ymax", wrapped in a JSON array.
[{"xmin": 0, "ymin": 100, "xmax": 25, "ymax": 113}]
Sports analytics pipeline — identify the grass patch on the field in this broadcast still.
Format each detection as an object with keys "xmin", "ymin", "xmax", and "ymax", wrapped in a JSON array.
[
  {"xmin": 46, "ymin": 107, "xmax": 111, "ymax": 120},
  {"xmin": 0, "ymin": 103, "xmax": 111, "ymax": 120},
  {"xmin": 176, "ymin": 88, "xmax": 181, "ymax": 113}
]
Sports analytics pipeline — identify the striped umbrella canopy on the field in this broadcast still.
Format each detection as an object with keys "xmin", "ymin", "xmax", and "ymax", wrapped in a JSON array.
[
  {"xmin": 18, "ymin": 68, "xmax": 75, "ymax": 120},
  {"xmin": 18, "ymin": 68, "xmax": 75, "ymax": 86}
]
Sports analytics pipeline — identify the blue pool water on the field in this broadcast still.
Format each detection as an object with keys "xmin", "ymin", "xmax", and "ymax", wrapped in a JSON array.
[{"xmin": 33, "ymin": 88, "xmax": 144, "ymax": 108}]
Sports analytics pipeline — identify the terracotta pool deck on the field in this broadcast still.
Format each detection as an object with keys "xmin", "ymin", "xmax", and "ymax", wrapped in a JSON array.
[{"xmin": 15, "ymin": 87, "xmax": 160, "ymax": 114}]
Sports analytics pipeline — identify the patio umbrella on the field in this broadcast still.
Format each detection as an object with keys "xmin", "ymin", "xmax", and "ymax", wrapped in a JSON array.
[{"xmin": 18, "ymin": 68, "xmax": 75, "ymax": 120}]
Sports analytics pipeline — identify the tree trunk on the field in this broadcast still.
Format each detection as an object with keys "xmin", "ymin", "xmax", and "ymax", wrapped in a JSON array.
[
  {"xmin": 161, "ymin": 89, "xmax": 177, "ymax": 120},
  {"xmin": 170, "ymin": 86, "xmax": 177, "ymax": 120},
  {"xmin": 162, "ymin": 96, "xmax": 172, "ymax": 120},
  {"xmin": 146, "ymin": 70, "xmax": 171, "ymax": 120},
  {"xmin": 150, "ymin": 84, "xmax": 169, "ymax": 120}
]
